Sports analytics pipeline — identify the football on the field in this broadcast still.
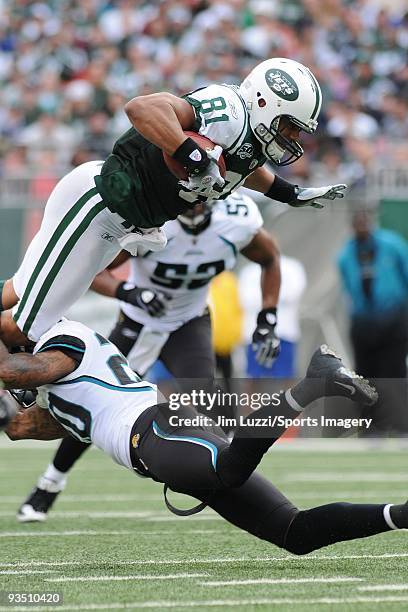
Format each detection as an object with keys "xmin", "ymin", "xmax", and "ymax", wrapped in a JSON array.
[{"xmin": 163, "ymin": 131, "xmax": 226, "ymax": 181}]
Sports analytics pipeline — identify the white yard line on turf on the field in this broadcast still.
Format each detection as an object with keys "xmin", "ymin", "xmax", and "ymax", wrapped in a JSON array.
[
  {"xmin": 0, "ymin": 490, "xmax": 405, "ymax": 505},
  {"xmin": 0, "ymin": 511, "xmax": 218, "ymax": 519},
  {"xmin": 0, "ymin": 529, "xmax": 218, "ymax": 538},
  {"xmin": 46, "ymin": 573, "xmax": 208, "ymax": 583},
  {"xmin": 4, "ymin": 596, "xmax": 408, "ymax": 611},
  {"xmin": 1, "ymin": 437, "xmax": 406, "ymax": 451},
  {"xmin": 281, "ymin": 472, "xmax": 408, "ymax": 482},
  {"xmin": 2, "ymin": 552, "xmax": 408, "ymax": 568},
  {"xmin": 1, "ymin": 492, "xmax": 405, "ymax": 516},
  {"xmin": 201, "ymin": 577, "xmax": 363, "ymax": 586},
  {"xmin": 358, "ymin": 585, "xmax": 408, "ymax": 591},
  {"xmin": 0, "ymin": 494, "xmax": 163, "ymax": 503},
  {"xmin": 0, "ymin": 570, "xmax": 54, "ymax": 575}
]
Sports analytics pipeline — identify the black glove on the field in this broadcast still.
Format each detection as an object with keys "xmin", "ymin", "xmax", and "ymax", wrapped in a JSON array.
[
  {"xmin": 0, "ymin": 391, "xmax": 17, "ymax": 430},
  {"xmin": 8, "ymin": 388, "xmax": 37, "ymax": 409},
  {"xmin": 116, "ymin": 282, "xmax": 168, "ymax": 317},
  {"xmin": 252, "ymin": 307, "xmax": 281, "ymax": 368}
]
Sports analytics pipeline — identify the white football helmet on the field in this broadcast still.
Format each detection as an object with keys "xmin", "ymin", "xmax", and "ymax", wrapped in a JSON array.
[{"xmin": 239, "ymin": 57, "xmax": 322, "ymax": 165}]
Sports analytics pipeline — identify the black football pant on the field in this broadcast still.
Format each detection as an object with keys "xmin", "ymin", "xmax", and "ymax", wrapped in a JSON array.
[
  {"xmin": 109, "ymin": 310, "xmax": 215, "ymax": 380},
  {"xmin": 129, "ymin": 402, "xmax": 391, "ymax": 555}
]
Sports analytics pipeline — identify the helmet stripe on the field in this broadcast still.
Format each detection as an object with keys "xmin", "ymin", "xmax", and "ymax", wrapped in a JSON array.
[{"xmin": 307, "ymin": 70, "xmax": 321, "ymax": 121}]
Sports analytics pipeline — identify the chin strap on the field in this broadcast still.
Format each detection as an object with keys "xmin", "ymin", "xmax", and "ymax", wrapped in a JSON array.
[{"xmin": 163, "ymin": 484, "xmax": 207, "ymax": 516}]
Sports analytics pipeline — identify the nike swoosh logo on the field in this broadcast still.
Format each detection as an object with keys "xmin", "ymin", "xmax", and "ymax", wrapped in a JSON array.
[{"xmin": 334, "ymin": 381, "xmax": 356, "ymax": 395}]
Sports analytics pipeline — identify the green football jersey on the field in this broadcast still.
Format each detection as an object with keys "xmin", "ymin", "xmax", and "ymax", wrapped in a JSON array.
[{"xmin": 94, "ymin": 84, "xmax": 266, "ymax": 228}]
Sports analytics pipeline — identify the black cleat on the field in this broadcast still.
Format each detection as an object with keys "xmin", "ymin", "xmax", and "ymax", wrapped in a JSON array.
[
  {"xmin": 307, "ymin": 345, "xmax": 378, "ymax": 406},
  {"xmin": 17, "ymin": 487, "xmax": 60, "ymax": 523}
]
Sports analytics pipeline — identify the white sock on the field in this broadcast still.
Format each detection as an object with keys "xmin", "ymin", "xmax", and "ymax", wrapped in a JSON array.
[
  {"xmin": 383, "ymin": 504, "xmax": 399, "ymax": 530},
  {"xmin": 38, "ymin": 464, "xmax": 67, "ymax": 493},
  {"xmin": 285, "ymin": 389, "xmax": 303, "ymax": 412}
]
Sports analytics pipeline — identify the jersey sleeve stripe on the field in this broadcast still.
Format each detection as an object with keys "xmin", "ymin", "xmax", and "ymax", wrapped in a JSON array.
[
  {"xmin": 307, "ymin": 70, "xmax": 321, "ymax": 121},
  {"xmin": 54, "ymin": 375, "xmax": 155, "ymax": 392},
  {"xmin": 37, "ymin": 343, "xmax": 85, "ymax": 354},
  {"xmin": 183, "ymin": 95, "xmax": 203, "ymax": 132}
]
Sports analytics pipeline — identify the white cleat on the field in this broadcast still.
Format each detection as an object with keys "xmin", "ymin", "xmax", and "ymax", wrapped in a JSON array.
[{"xmin": 17, "ymin": 503, "xmax": 48, "ymax": 523}]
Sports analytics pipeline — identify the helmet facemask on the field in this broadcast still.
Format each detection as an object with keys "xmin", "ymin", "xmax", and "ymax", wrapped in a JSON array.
[
  {"xmin": 255, "ymin": 115, "xmax": 307, "ymax": 166},
  {"xmin": 178, "ymin": 202, "xmax": 212, "ymax": 234}
]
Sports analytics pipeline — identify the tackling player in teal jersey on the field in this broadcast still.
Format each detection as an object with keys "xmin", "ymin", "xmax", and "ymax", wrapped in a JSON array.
[{"xmin": 5, "ymin": 318, "xmax": 408, "ymax": 555}]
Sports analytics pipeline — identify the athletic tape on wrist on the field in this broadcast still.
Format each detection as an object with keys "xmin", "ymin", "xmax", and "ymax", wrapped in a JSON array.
[
  {"xmin": 264, "ymin": 175, "xmax": 297, "ymax": 203},
  {"xmin": 173, "ymin": 138, "xmax": 210, "ymax": 174}
]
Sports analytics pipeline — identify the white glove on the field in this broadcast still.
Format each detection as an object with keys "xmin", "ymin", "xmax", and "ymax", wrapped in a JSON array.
[
  {"xmin": 118, "ymin": 227, "xmax": 167, "ymax": 256},
  {"xmin": 179, "ymin": 146, "xmax": 225, "ymax": 198},
  {"xmin": 290, "ymin": 184, "xmax": 347, "ymax": 209}
]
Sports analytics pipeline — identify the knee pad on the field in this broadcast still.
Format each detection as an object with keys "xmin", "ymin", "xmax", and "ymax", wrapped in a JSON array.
[
  {"xmin": 257, "ymin": 502, "xmax": 299, "ymax": 549},
  {"xmin": 216, "ymin": 446, "xmax": 254, "ymax": 488},
  {"xmin": 282, "ymin": 509, "xmax": 323, "ymax": 555}
]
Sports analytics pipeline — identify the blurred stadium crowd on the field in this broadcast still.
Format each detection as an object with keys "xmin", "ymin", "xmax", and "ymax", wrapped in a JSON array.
[{"xmin": 1, "ymin": 0, "xmax": 408, "ymax": 189}]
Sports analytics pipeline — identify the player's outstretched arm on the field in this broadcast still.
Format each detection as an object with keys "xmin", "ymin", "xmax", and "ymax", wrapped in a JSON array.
[
  {"xmin": 124, "ymin": 92, "xmax": 196, "ymax": 155},
  {"xmin": 0, "ymin": 336, "xmax": 76, "ymax": 390},
  {"xmin": 244, "ymin": 167, "xmax": 347, "ymax": 209},
  {"xmin": 240, "ymin": 229, "xmax": 281, "ymax": 367},
  {"xmin": 5, "ymin": 404, "xmax": 67, "ymax": 441},
  {"xmin": 243, "ymin": 166, "xmax": 277, "ymax": 194}
]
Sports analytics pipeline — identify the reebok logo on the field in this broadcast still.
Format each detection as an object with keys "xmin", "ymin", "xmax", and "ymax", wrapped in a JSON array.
[
  {"xmin": 189, "ymin": 149, "xmax": 202, "ymax": 162},
  {"xmin": 334, "ymin": 381, "xmax": 356, "ymax": 395},
  {"xmin": 101, "ymin": 232, "xmax": 114, "ymax": 242}
]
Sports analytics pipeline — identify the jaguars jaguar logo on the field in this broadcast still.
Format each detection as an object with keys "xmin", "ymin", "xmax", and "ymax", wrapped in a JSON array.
[
  {"xmin": 237, "ymin": 143, "xmax": 254, "ymax": 159},
  {"xmin": 265, "ymin": 69, "xmax": 299, "ymax": 101}
]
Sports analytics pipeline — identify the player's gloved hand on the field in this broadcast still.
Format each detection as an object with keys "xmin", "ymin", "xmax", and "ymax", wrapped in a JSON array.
[
  {"xmin": 179, "ymin": 146, "xmax": 225, "ymax": 198},
  {"xmin": 8, "ymin": 388, "xmax": 37, "ymax": 409},
  {"xmin": 252, "ymin": 308, "xmax": 281, "ymax": 368},
  {"xmin": 115, "ymin": 283, "xmax": 169, "ymax": 317},
  {"xmin": 0, "ymin": 387, "xmax": 17, "ymax": 431},
  {"xmin": 289, "ymin": 184, "xmax": 347, "ymax": 209}
]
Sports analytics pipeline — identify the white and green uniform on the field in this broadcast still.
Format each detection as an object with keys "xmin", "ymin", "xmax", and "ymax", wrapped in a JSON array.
[
  {"xmin": 13, "ymin": 84, "xmax": 263, "ymax": 342},
  {"xmin": 120, "ymin": 192, "xmax": 262, "ymax": 373},
  {"xmin": 35, "ymin": 319, "xmax": 158, "ymax": 469},
  {"xmin": 13, "ymin": 161, "xmax": 130, "ymax": 341}
]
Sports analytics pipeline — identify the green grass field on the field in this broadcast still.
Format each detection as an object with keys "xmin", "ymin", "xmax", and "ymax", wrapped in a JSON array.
[{"xmin": 1, "ymin": 439, "xmax": 408, "ymax": 611}]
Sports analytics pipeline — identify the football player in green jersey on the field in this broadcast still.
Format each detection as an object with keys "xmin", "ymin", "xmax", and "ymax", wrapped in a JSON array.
[{"xmin": 4, "ymin": 57, "xmax": 346, "ymax": 347}]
